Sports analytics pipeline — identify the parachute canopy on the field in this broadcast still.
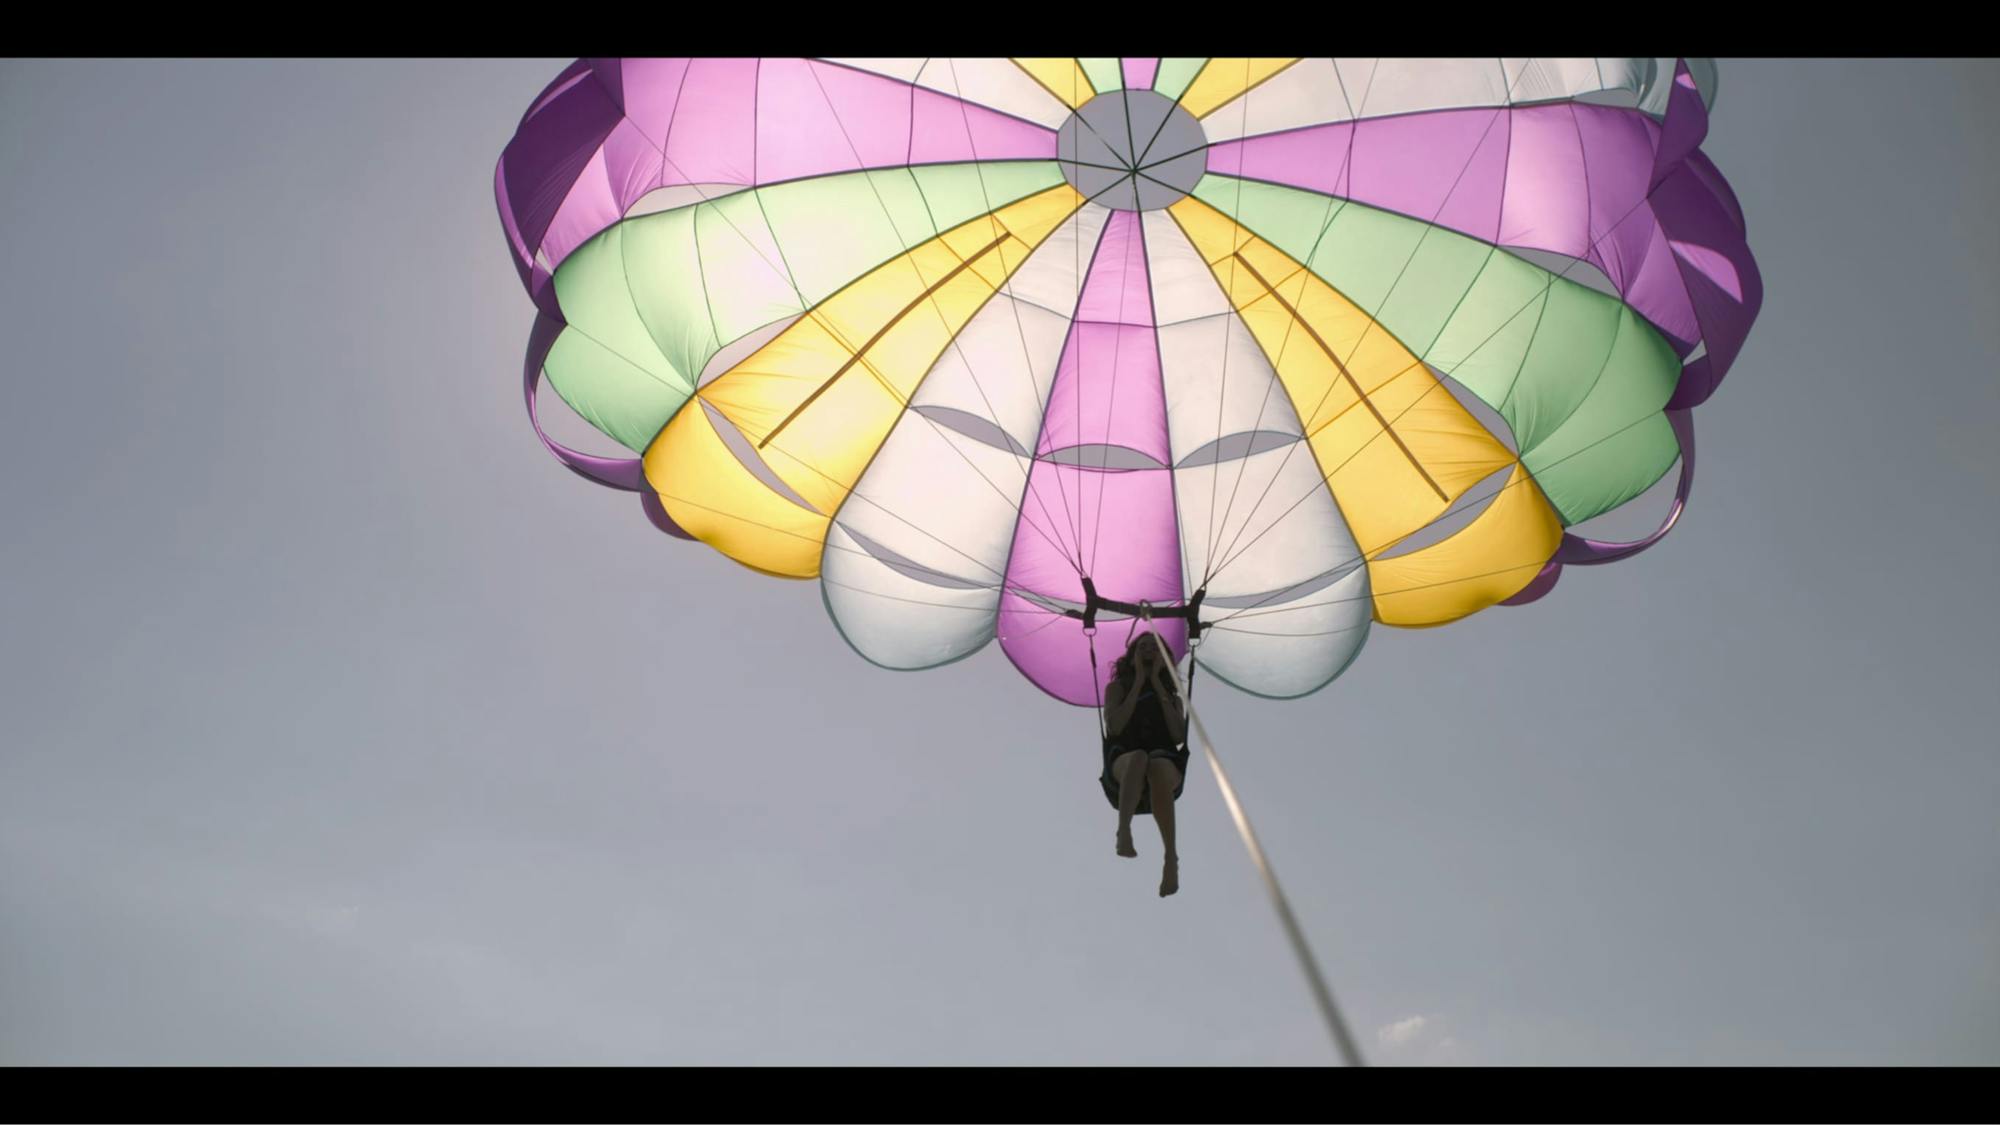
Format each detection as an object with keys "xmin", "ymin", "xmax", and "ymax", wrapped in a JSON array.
[{"xmin": 496, "ymin": 58, "xmax": 1761, "ymax": 705}]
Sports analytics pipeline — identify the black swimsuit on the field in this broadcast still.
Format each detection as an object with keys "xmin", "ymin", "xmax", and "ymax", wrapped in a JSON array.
[{"xmin": 1099, "ymin": 683, "xmax": 1190, "ymax": 812}]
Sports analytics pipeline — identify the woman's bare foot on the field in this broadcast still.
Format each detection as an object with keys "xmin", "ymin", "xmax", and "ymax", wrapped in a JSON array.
[
  {"xmin": 1159, "ymin": 856, "xmax": 1179, "ymax": 897},
  {"xmin": 1116, "ymin": 827, "xmax": 1137, "ymax": 858}
]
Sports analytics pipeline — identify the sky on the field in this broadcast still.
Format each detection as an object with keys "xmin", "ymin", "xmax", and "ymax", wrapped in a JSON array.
[{"xmin": 1, "ymin": 58, "xmax": 1996, "ymax": 1066}]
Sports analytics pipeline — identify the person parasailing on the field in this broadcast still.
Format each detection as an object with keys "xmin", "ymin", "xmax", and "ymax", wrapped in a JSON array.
[{"xmin": 1099, "ymin": 630, "xmax": 1190, "ymax": 897}]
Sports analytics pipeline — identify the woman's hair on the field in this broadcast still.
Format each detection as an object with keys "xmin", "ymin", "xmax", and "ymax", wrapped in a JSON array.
[{"xmin": 1109, "ymin": 631, "xmax": 1164, "ymax": 690}]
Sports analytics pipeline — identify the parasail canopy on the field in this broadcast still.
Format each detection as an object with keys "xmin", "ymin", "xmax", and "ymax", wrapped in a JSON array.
[{"xmin": 496, "ymin": 58, "xmax": 1761, "ymax": 706}]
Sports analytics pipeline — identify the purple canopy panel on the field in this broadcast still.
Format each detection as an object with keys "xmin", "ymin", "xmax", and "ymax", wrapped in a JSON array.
[
  {"xmin": 998, "ymin": 209, "xmax": 1187, "ymax": 705},
  {"xmin": 1650, "ymin": 60, "xmax": 1709, "ymax": 189},
  {"xmin": 539, "ymin": 117, "xmax": 677, "ymax": 277},
  {"xmin": 998, "ymin": 591, "xmax": 1190, "ymax": 707},
  {"xmin": 1121, "ymin": 57, "xmax": 1160, "ymax": 90},
  {"xmin": 1658, "ymin": 163, "xmax": 1763, "ymax": 408},
  {"xmin": 1204, "ymin": 64, "xmax": 1760, "ymax": 400},
  {"xmin": 495, "ymin": 63, "xmax": 622, "ymax": 316},
  {"xmin": 1207, "ymin": 105, "xmax": 1512, "ymax": 248},
  {"xmin": 495, "ymin": 58, "xmax": 1059, "ymax": 305}
]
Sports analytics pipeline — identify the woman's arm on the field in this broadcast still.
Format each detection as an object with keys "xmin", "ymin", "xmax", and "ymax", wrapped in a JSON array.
[
  {"xmin": 1148, "ymin": 662, "xmax": 1187, "ymax": 722},
  {"xmin": 1104, "ymin": 679, "xmax": 1144, "ymax": 737}
]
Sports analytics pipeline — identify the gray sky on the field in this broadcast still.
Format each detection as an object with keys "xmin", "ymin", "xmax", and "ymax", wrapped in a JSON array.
[{"xmin": 2, "ymin": 58, "xmax": 1996, "ymax": 1066}]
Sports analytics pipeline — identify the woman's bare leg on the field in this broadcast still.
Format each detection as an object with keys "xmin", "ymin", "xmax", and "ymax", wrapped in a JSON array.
[
  {"xmin": 1114, "ymin": 750, "xmax": 1149, "ymax": 857},
  {"xmin": 1148, "ymin": 757, "xmax": 1182, "ymax": 896}
]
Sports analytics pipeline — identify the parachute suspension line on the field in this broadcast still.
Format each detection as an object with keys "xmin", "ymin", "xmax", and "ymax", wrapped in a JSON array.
[{"xmin": 1141, "ymin": 624, "xmax": 1367, "ymax": 1069}]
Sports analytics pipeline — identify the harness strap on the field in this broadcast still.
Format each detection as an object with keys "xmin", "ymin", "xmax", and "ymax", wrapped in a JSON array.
[
  {"xmin": 1070, "ymin": 577, "xmax": 1209, "ymax": 642},
  {"xmin": 1085, "ymin": 626, "xmax": 1107, "ymax": 743}
]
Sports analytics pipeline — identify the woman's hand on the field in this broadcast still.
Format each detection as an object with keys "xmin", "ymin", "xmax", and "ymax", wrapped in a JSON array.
[{"xmin": 1144, "ymin": 650, "xmax": 1185, "ymax": 718}]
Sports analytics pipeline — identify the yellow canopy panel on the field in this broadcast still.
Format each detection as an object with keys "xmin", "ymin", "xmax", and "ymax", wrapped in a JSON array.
[
  {"xmin": 1177, "ymin": 58, "xmax": 1302, "ymax": 118},
  {"xmin": 1369, "ymin": 464, "xmax": 1564, "ymax": 627}
]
